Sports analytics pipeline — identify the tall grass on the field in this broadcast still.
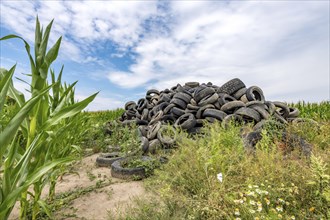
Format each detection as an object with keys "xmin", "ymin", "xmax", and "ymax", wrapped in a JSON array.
[
  {"xmin": 118, "ymin": 106, "xmax": 330, "ymax": 220},
  {"xmin": 0, "ymin": 17, "xmax": 96, "ymax": 219}
]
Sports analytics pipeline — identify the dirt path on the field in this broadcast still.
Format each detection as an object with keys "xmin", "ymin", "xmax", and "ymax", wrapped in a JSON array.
[{"xmin": 9, "ymin": 154, "xmax": 150, "ymax": 220}]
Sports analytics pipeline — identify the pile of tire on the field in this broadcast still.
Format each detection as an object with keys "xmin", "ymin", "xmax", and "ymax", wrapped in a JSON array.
[{"xmin": 118, "ymin": 78, "xmax": 301, "ymax": 154}]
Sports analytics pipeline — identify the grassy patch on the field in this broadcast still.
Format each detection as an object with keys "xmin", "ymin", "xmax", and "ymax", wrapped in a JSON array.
[{"xmin": 118, "ymin": 107, "xmax": 330, "ymax": 219}]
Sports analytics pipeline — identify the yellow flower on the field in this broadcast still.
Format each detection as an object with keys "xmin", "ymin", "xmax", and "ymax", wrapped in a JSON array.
[
  {"xmin": 264, "ymin": 198, "xmax": 270, "ymax": 205},
  {"xmin": 278, "ymin": 214, "xmax": 283, "ymax": 219},
  {"xmin": 234, "ymin": 208, "xmax": 240, "ymax": 216},
  {"xmin": 290, "ymin": 216, "xmax": 295, "ymax": 220},
  {"xmin": 309, "ymin": 207, "xmax": 315, "ymax": 212},
  {"xmin": 254, "ymin": 217, "xmax": 260, "ymax": 220}
]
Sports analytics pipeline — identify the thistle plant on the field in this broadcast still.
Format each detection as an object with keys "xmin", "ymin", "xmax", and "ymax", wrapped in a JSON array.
[{"xmin": 0, "ymin": 17, "xmax": 97, "ymax": 219}]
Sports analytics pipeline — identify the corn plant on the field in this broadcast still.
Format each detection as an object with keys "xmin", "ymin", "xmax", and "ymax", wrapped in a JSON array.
[{"xmin": 0, "ymin": 17, "xmax": 97, "ymax": 219}]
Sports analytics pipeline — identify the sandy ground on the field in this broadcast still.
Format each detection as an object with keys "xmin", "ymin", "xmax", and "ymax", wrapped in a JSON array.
[{"xmin": 9, "ymin": 154, "xmax": 150, "ymax": 220}]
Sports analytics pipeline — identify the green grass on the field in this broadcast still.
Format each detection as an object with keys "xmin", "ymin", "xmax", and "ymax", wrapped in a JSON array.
[{"xmin": 114, "ymin": 102, "xmax": 330, "ymax": 220}]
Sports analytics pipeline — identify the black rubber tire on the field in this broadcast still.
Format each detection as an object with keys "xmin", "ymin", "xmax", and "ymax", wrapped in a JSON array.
[
  {"xmin": 246, "ymin": 86, "xmax": 265, "ymax": 102},
  {"xmin": 196, "ymin": 104, "xmax": 215, "ymax": 119},
  {"xmin": 220, "ymin": 101, "xmax": 245, "ymax": 113},
  {"xmin": 233, "ymin": 87, "xmax": 247, "ymax": 100},
  {"xmin": 125, "ymin": 101, "xmax": 136, "ymax": 110},
  {"xmin": 157, "ymin": 125, "xmax": 177, "ymax": 145},
  {"xmin": 265, "ymin": 101, "xmax": 276, "ymax": 115},
  {"xmin": 138, "ymin": 125, "xmax": 148, "ymax": 137},
  {"xmin": 194, "ymin": 87, "xmax": 215, "ymax": 103},
  {"xmin": 148, "ymin": 139, "xmax": 162, "ymax": 154},
  {"xmin": 163, "ymin": 103, "xmax": 175, "ymax": 114},
  {"xmin": 219, "ymin": 94, "xmax": 236, "ymax": 106},
  {"xmin": 185, "ymin": 82, "xmax": 200, "ymax": 88},
  {"xmin": 149, "ymin": 111, "xmax": 164, "ymax": 125},
  {"xmin": 170, "ymin": 98, "xmax": 187, "ymax": 110},
  {"xmin": 140, "ymin": 136, "xmax": 149, "ymax": 153},
  {"xmin": 172, "ymin": 107, "xmax": 186, "ymax": 117},
  {"xmin": 202, "ymin": 109, "xmax": 227, "ymax": 121},
  {"xmin": 221, "ymin": 114, "xmax": 243, "ymax": 128},
  {"xmin": 273, "ymin": 101, "xmax": 290, "ymax": 119},
  {"xmin": 288, "ymin": 107, "xmax": 300, "ymax": 118},
  {"xmin": 141, "ymin": 108, "xmax": 149, "ymax": 120},
  {"xmin": 281, "ymin": 132, "xmax": 312, "ymax": 157},
  {"xmin": 160, "ymin": 93, "xmax": 172, "ymax": 103},
  {"xmin": 173, "ymin": 92, "xmax": 192, "ymax": 104},
  {"xmin": 96, "ymin": 152, "xmax": 123, "ymax": 167},
  {"xmin": 160, "ymin": 114, "xmax": 176, "ymax": 124},
  {"xmin": 187, "ymin": 103, "xmax": 200, "ymax": 110},
  {"xmin": 137, "ymin": 98, "xmax": 148, "ymax": 111},
  {"xmin": 147, "ymin": 121, "xmax": 161, "ymax": 140},
  {"xmin": 174, "ymin": 113, "xmax": 197, "ymax": 130},
  {"xmin": 218, "ymin": 78, "xmax": 246, "ymax": 95},
  {"xmin": 235, "ymin": 107, "xmax": 261, "ymax": 122},
  {"xmin": 250, "ymin": 105, "xmax": 270, "ymax": 120},
  {"xmin": 111, "ymin": 156, "xmax": 152, "ymax": 180},
  {"xmin": 146, "ymin": 89, "xmax": 160, "ymax": 96},
  {"xmin": 273, "ymin": 112, "xmax": 288, "ymax": 124},
  {"xmin": 246, "ymin": 101, "xmax": 265, "ymax": 108},
  {"xmin": 198, "ymin": 93, "xmax": 219, "ymax": 106},
  {"xmin": 242, "ymin": 130, "xmax": 262, "ymax": 153}
]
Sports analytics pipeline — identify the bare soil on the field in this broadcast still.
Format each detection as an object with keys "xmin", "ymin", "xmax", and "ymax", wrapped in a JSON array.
[{"xmin": 9, "ymin": 154, "xmax": 151, "ymax": 220}]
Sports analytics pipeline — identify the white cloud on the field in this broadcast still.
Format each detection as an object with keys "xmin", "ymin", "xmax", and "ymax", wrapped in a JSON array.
[
  {"xmin": 75, "ymin": 93, "xmax": 124, "ymax": 111},
  {"xmin": 1, "ymin": 0, "xmax": 329, "ymax": 107},
  {"xmin": 107, "ymin": 1, "xmax": 329, "ymax": 102}
]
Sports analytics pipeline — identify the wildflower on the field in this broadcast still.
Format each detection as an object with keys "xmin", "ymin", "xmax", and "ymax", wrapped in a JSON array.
[
  {"xmin": 265, "ymin": 180, "xmax": 268, "ymax": 183},
  {"xmin": 247, "ymin": 191, "xmax": 255, "ymax": 196},
  {"xmin": 268, "ymin": 185, "xmax": 272, "ymax": 188},
  {"xmin": 257, "ymin": 206, "xmax": 262, "ymax": 212},
  {"xmin": 286, "ymin": 201, "xmax": 290, "ymax": 206},
  {"xmin": 264, "ymin": 198, "xmax": 270, "ymax": 205},
  {"xmin": 249, "ymin": 209, "xmax": 256, "ymax": 214},
  {"xmin": 217, "ymin": 173, "xmax": 223, "ymax": 182},
  {"xmin": 255, "ymin": 217, "xmax": 260, "ymax": 220},
  {"xmin": 264, "ymin": 190, "xmax": 269, "ymax": 195},
  {"xmin": 281, "ymin": 183, "xmax": 285, "ymax": 187},
  {"xmin": 234, "ymin": 200, "xmax": 240, "ymax": 204},
  {"xmin": 243, "ymin": 197, "xmax": 247, "ymax": 202},
  {"xmin": 236, "ymin": 218, "xmax": 241, "ymax": 220},
  {"xmin": 276, "ymin": 206, "xmax": 283, "ymax": 212},
  {"xmin": 250, "ymin": 200, "xmax": 256, "ymax": 205},
  {"xmin": 253, "ymin": 185, "xmax": 259, "ymax": 188},
  {"xmin": 309, "ymin": 207, "xmax": 315, "ymax": 212},
  {"xmin": 256, "ymin": 189, "xmax": 262, "ymax": 195},
  {"xmin": 248, "ymin": 185, "xmax": 253, "ymax": 189},
  {"xmin": 234, "ymin": 208, "xmax": 240, "ymax": 216},
  {"xmin": 261, "ymin": 183, "xmax": 265, "ymax": 186},
  {"xmin": 239, "ymin": 192, "xmax": 244, "ymax": 197},
  {"xmin": 278, "ymin": 214, "xmax": 283, "ymax": 219},
  {"xmin": 291, "ymin": 183, "xmax": 295, "ymax": 186},
  {"xmin": 290, "ymin": 216, "xmax": 295, "ymax": 220},
  {"xmin": 278, "ymin": 198, "xmax": 285, "ymax": 203}
]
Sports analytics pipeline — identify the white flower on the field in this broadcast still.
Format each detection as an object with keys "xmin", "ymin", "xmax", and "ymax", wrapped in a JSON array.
[
  {"xmin": 217, "ymin": 173, "xmax": 223, "ymax": 182},
  {"xmin": 250, "ymin": 209, "xmax": 256, "ymax": 214},
  {"xmin": 276, "ymin": 206, "xmax": 283, "ymax": 212},
  {"xmin": 234, "ymin": 208, "xmax": 240, "ymax": 216},
  {"xmin": 250, "ymin": 200, "xmax": 256, "ymax": 205}
]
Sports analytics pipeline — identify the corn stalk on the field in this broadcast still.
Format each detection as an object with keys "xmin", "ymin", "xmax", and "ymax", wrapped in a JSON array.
[{"xmin": 0, "ymin": 17, "xmax": 97, "ymax": 219}]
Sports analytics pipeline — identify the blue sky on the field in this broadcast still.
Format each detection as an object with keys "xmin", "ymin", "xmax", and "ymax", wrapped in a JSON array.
[{"xmin": 0, "ymin": 0, "xmax": 329, "ymax": 111}]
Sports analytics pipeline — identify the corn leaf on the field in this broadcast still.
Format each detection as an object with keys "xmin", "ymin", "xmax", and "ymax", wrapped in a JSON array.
[
  {"xmin": 0, "ymin": 85, "xmax": 52, "ymax": 157},
  {"xmin": 0, "ymin": 65, "xmax": 16, "ymax": 112},
  {"xmin": 42, "ymin": 92, "xmax": 98, "ymax": 129},
  {"xmin": 0, "ymin": 35, "xmax": 36, "ymax": 77},
  {"xmin": 39, "ymin": 37, "xmax": 62, "ymax": 79}
]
